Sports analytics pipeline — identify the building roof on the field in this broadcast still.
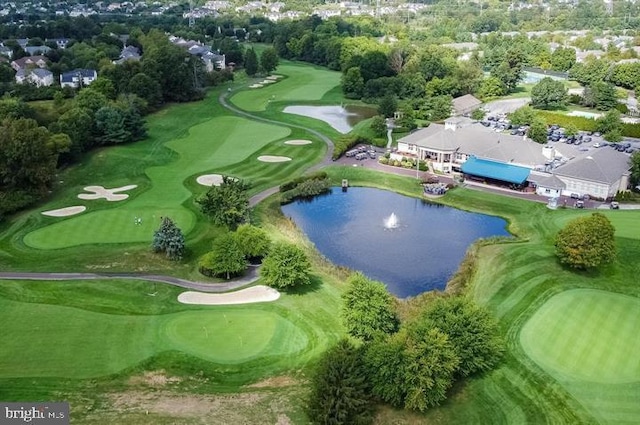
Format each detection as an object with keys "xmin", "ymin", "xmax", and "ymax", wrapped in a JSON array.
[
  {"xmin": 553, "ymin": 148, "xmax": 630, "ymax": 184},
  {"xmin": 452, "ymin": 94, "xmax": 482, "ymax": 115},
  {"xmin": 398, "ymin": 123, "xmax": 548, "ymax": 168},
  {"xmin": 60, "ymin": 68, "xmax": 97, "ymax": 83},
  {"xmin": 11, "ymin": 55, "xmax": 48, "ymax": 69},
  {"xmin": 528, "ymin": 171, "xmax": 566, "ymax": 189},
  {"xmin": 461, "ymin": 156, "xmax": 531, "ymax": 184}
]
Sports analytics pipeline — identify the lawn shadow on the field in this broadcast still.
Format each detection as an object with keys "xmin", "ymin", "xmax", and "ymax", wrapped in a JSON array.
[{"xmin": 281, "ymin": 274, "xmax": 323, "ymax": 296}]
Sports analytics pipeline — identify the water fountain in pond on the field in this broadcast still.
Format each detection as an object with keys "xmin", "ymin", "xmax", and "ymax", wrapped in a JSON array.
[{"xmin": 384, "ymin": 212, "xmax": 399, "ymax": 229}]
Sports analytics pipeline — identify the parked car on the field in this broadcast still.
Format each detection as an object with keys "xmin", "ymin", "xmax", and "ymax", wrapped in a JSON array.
[
  {"xmin": 610, "ymin": 201, "xmax": 620, "ymax": 209},
  {"xmin": 575, "ymin": 200, "xmax": 584, "ymax": 208},
  {"xmin": 355, "ymin": 152, "xmax": 367, "ymax": 160}
]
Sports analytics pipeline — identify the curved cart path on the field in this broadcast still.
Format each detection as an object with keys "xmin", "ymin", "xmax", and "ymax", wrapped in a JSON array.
[{"xmin": 0, "ymin": 265, "xmax": 260, "ymax": 293}]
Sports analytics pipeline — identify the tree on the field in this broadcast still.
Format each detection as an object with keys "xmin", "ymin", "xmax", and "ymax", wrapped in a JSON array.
[
  {"xmin": 261, "ymin": 242, "xmax": 312, "ymax": 289},
  {"xmin": 244, "ymin": 47, "xmax": 259, "ymax": 77},
  {"xmin": 378, "ymin": 94, "xmax": 397, "ymax": 118},
  {"xmin": 564, "ymin": 124, "xmax": 579, "ymax": 137},
  {"xmin": 420, "ymin": 297, "xmax": 504, "ymax": 377},
  {"xmin": 597, "ymin": 109, "xmax": 622, "ymax": 137},
  {"xmin": 90, "ymin": 76, "xmax": 116, "ymax": 100},
  {"xmin": 370, "ymin": 115, "xmax": 387, "ymax": 137},
  {"xmin": 550, "ymin": 47, "xmax": 576, "ymax": 72},
  {"xmin": 490, "ymin": 48, "xmax": 525, "ymax": 92},
  {"xmin": 508, "ymin": 106, "xmax": 537, "ymax": 126},
  {"xmin": 342, "ymin": 67, "xmax": 364, "ymax": 99},
  {"xmin": 152, "ymin": 217, "xmax": 185, "ymax": 260},
  {"xmin": 307, "ymin": 340, "xmax": 373, "ymax": 425},
  {"xmin": 630, "ymin": 151, "xmax": 640, "ymax": 187},
  {"xmin": 531, "ymin": 77, "xmax": 568, "ymax": 110},
  {"xmin": 197, "ymin": 176, "xmax": 250, "ymax": 228},
  {"xmin": 555, "ymin": 213, "xmax": 616, "ymax": 269},
  {"xmin": 128, "ymin": 72, "xmax": 162, "ymax": 110},
  {"xmin": 260, "ymin": 47, "xmax": 279, "ymax": 74},
  {"xmin": 365, "ymin": 325, "xmax": 459, "ymax": 412},
  {"xmin": 584, "ymin": 82, "xmax": 618, "ymax": 111},
  {"xmin": 341, "ymin": 273, "xmax": 399, "ymax": 342},
  {"xmin": 471, "ymin": 108, "xmax": 485, "ymax": 121},
  {"xmin": 200, "ymin": 233, "xmax": 247, "ymax": 279},
  {"xmin": 476, "ymin": 76, "xmax": 506, "ymax": 100},
  {"xmin": 232, "ymin": 224, "xmax": 271, "ymax": 263},
  {"xmin": 94, "ymin": 106, "xmax": 130, "ymax": 145},
  {"xmin": 528, "ymin": 117, "xmax": 548, "ymax": 144}
]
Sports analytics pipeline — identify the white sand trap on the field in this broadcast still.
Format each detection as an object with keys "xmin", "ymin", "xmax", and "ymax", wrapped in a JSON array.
[
  {"xmin": 249, "ymin": 84, "xmax": 263, "ymax": 88},
  {"xmin": 42, "ymin": 206, "xmax": 87, "ymax": 217},
  {"xmin": 261, "ymin": 80, "xmax": 276, "ymax": 84},
  {"xmin": 196, "ymin": 174, "xmax": 224, "ymax": 187},
  {"xmin": 258, "ymin": 155, "xmax": 292, "ymax": 163},
  {"xmin": 177, "ymin": 285, "xmax": 280, "ymax": 305},
  {"xmin": 266, "ymin": 75, "xmax": 281, "ymax": 80},
  {"xmin": 79, "ymin": 185, "xmax": 137, "ymax": 202},
  {"xmin": 284, "ymin": 139, "xmax": 312, "ymax": 146}
]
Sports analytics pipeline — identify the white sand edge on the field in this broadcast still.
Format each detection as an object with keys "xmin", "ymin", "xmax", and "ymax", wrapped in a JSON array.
[
  {"xmin": 266, "ymin": 75, "xmax": 281, "ymax": 80},
  {"xmin": 196, "ymin": 174, "xmax": 224, "ymax": 187},
  {"xmin": 42, "ymin": 206, "xmax": 87, "ymax": 217},
  {"xmin": 284, "ymin": 139, "xmax": 312, "ymax": 145},
  {"xmin": 78, "ymin": 185, "xmax": 137, "ymax": 201},
  {"xmin": 249, "ymin": 84, "xmax": 263, "ymax": 88},
  {"xmin": 257, "ymin": 155, "xmax": 292, "ymax": 163},
  {"xmin": 177, "ymin": 285, "xmax": 281, "ymax": 305}
]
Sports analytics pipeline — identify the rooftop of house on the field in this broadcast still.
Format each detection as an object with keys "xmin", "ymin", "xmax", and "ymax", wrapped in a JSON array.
[
  {"xmin": 553, "ymin": 147, "xmax": 631, "ymax": 184},
  {"xmin": 452, "ymin": 94, "xmax": 482, "ymax": 115}
]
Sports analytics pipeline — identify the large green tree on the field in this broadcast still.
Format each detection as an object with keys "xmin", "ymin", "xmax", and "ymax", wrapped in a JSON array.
[
  {"xmin": 152, "ymin": 217, "xmax": 185, "ymax": 261},
  {"xmin": 341, "ymin": 273, "xmax": 399, "ymax": 342},
  {"xmin": 531, "ymin": 77, "xmax": 568, "ymax": 110},
  {"xmin": 342, "ymin": 67, "xmax": 364, "ymax": 99},
  {"xmin": 597, "ymin": 109, "xmax": 623, "ymax": 142},
  {"xmin": 550, "ymin": 47, "xmax": 576, "ymax": 72},
  {"xmin": 244, "ymin": 47, "xmax": 259, "ymax": 77},
  {"xmin": 420, "ymin": 297, "xmax": 504, "ymax": 377},
  {"xmin": 260, "ymin": 242, "xmax": 312, "ymax": 289},
  {"xmin": 232, "ymin": 224, "xmax": 271, "ymax": 263},
  {"xmin": 197, "ymin": 176, "xmax": 250, "ymax": 228},
  {"xmin": 630, "ymin": 151, "xmax": 640, "ymax": 187},
  {"xmin": 260, "ymin": 47, "xmax": 279, "ymax": 74},
  {"xmin": 583, "ymin": 82, "xmax": 618, "ymax": 111},
  {"xmin": 94, "ymin": 106, "xmax": 130, "ymax": 145},
  {"xmin": 555, "ymin": 213, "xmax": 616, "ymax": 269},
  {"xmin": 528, "ymin": 117, "xmax": 549, "ymax": 144},
  {"xmin": 307, "ymin": 340, "xmax": 373, "ymax": 425},
  {"xmin": 200, "ymin": 233, "xmax": 247, "ymax": 279}
]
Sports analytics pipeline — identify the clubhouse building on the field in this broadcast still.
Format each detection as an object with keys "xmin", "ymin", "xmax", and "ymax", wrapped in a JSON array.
[{"xmin": 396, "ymin": 118, "xmax": 631, "ymax": 201}]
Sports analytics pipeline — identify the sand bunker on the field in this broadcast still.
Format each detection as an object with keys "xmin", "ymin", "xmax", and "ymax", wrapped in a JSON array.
[
  {"xmin": 266, "ymin": 75, "xmax": 282, "ymax": 80},
  {"xmin": 177, "ymin": 285, "xmax": 280, "ymax": 305},
  {"xmin": 257, "ymin": 155, "xmax": 292, "ymax": 163},
  {"xmin": 260, "ymin": 80, "xmax": 276, "ymax": 84},
  {"xmin": 249, "ymin": 84, "xmax": 263, "ymax": 89},
  {"xmin": 196, "ymin": 174, "xmax": 224, "ymax": 187},
  {"xmin": 42, "ymin": 206, "xmax": 87, "ymax": 217},
  {"xmin": 284, "ymin": 139, "xmax": 312, "ymax": 146},
  {"xmin": 78, "ymin": 185, "xmax": 137, "ymax": 202}
]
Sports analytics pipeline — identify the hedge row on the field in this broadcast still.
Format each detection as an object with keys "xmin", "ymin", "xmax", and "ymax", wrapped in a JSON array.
[
  {"xmin": 280, "ymin": 174, "xmax": 332, "ymax": 204},
  {"xmin": 536, "ymin": 110, "xmax": 640, "ymax": 137},
  {"xmin": 279, "ymin": 171, "xmax": 328, "ymax": 192},
  {"xmin": 332, "ymin": 135, "xmax": 374, "ymax": 160}
]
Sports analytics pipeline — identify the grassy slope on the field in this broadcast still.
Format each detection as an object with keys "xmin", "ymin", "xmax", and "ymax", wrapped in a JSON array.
[{"xmin": 322, "ymin": 167, "xmax": 640, "ymax": 425}]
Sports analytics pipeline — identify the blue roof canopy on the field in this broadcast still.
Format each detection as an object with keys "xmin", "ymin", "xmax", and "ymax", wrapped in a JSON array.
[{"xmin": 461, "ymin": 157, "xmax": 530, "ymax": 184}]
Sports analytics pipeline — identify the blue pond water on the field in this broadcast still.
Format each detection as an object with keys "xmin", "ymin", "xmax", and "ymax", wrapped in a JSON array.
[{"xmin": 281, "ymin": 187, "xmax": 510, "ymax": 298}]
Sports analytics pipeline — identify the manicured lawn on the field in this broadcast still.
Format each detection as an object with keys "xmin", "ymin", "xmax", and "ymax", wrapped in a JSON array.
[
  {"xmin": 230, "ymin": 62, "xmax": 341, "ymax": 112},
  {"xmin": 521, "ymin": 289, "xmax": 640, "ymax": 383}
]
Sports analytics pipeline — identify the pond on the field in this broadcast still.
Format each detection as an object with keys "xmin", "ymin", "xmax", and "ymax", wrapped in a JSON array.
[
  {"xmin": 282, "ymin": 105, "xmax": 377, "ymax": 134},
  {"xmin": 281, "ymin": 187, "xmax": 511, "ymax": 298}
]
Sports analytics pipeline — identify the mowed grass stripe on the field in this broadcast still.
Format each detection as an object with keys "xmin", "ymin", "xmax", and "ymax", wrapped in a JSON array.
[
  {"xmin": 231, "ymin": 62, "xmax": 341, "ymax": 112},
  {"xmin": 520, "ymin": 289, "xmax": 640, "ymax": 383}
]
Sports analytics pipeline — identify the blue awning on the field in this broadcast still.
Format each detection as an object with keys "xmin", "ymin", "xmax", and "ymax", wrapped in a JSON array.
[{"xmin": 461, "ymin": 157, "xmax": 530, "ymax": 185}]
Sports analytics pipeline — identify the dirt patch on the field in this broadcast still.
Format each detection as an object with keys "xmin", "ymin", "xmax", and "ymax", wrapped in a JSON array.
[
  {"xmin": 109, "ymin": 391, "xmax": 264, "ymax": 417},
  {"xmin": 247, "ymin": 376, "xmax": 299, "ymax": 389},
  {"xmin": 41, "ymin": 206, "xmax": 86, "ymax": 217},
  {"xmin": 257, "ymin": 155, "xmax": 292, "ymax": 163},
  {"xmin": 128, "ymin": 370, "xmax": 182, "ymax": 388}
]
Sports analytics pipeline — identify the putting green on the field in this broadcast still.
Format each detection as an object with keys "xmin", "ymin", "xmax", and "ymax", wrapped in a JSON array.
[
  {"xmin": 0, "ymin": 298, "xmax": 309, "ymax": 379},
  {"xmin": 231, "ymin": 63, "xmax": 341, "ymax": 112},
  {"xmin": 24, "ymin": 116, "xmax": 291, "ymax": 249},
  {"xmin": 163, "ymin": 310, "xmax": 308, "ymax": 364},
  {"xmin": 520, "ymin": 289, "xmax": 640, "ymax": 383}
]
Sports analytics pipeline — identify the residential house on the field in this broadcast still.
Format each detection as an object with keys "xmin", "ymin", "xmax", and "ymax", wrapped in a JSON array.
[
  {"xmin": 60, "ymin": 69, "xmax": 97, "ymax": 88},
  {"xmin": 202, "ymin": 51, "xmax": 226, "ymax": 71},
  {"xmin": 15, "ymin": 68, "xmax": 54, "ymax": 87},
  {"xmin": 46, "ymin": 38, "xmax": 71, "ymax": 49},
  {"xmin": 114, "ymin": 45, "xmax": 141, "ymax": 64},
  {"xmin": 11, "ymin": 55, "xmax": 48, "ymax": 71},
  {"xmin": 24, "ymin": 45, "xmax": 51, "ymax": 56},
  {"xmin": 452, "ymin": 94, "xmax": 482, "ymax": 116},
  {"xmin": 0, "ymin": 45, "xmax": 12, "ymax": 58}
]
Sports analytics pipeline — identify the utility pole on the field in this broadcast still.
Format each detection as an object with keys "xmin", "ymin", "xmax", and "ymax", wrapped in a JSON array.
[{"xmin": 188, "ymin": 0, "xmax": 195, "ymax": 28}]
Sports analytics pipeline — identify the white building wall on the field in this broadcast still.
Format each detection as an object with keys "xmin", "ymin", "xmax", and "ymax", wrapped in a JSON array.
[{"xmin": 556, "ymin": 176, "xmax": 610, "ymax": 199}]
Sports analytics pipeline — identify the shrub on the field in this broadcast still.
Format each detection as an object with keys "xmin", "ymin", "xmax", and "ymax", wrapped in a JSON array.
[
  {"xmin": 555, "ymin": 212, "xmax": 616, "ymax": 269},
  {"xmin": 379, "ymin": 157, "xmax": 389, "ymax": 165},
  {"xmin": 261, "ymin": 242, "xmax": 312, "ymax": 289}
]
